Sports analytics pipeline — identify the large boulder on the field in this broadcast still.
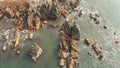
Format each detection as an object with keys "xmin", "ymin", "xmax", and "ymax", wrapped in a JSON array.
[{"xmin": 30, "ymin": 43, "xmax": 42, "ymax": 63}]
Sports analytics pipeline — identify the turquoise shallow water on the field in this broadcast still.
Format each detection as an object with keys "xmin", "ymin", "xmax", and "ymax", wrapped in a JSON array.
[{"xmin": 0, "ymin": 0, "xmax": 120, "ymax": 68}]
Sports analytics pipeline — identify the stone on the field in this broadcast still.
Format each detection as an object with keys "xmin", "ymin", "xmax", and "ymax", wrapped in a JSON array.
[
  {"xmin": 28, "ymin": 32, "xmax": 34, "ymax": 40},
  {"xmin": 91, "ymin": 43, "xmax": 102, "ymax": 55},
  {"xmin": 38, "ymin": 0, "xmax": 61, "ymax": 20},
  {"xmin": 60, "ymin": 22, "xmax": 71, "ymax": 35},
  {"xmin": 115, "ymin": 40, "xmax": 120, "ymax": 44},
  {"xmin": 71, "ymin": 22, "xmax": 80, "ymax": 40},
  {"xmin": 4, "ymin": 34, "xmax": 10, "ymax": 41},
  {"xmin": 60, "ymin": 58, "xmax": 66, "ymax": 67},
  {"xmin": 13, "ymin": 27, "xmax": 21, "ymax": 48},
  {"xmin": 98, "ymin": 54, "xmax": 104, "ymax": 61},
  {"xmin": 16, "ymin": 50, "xmax": 21, "ymax": 55},
  {"xmin": 103, "ymin": 25, "xmax": 107, "ymax": 29},
  {"xmin": 43, "ymin": 20, "xmax": 48, "ymax": 24},
  {"xmin": 58, "ymin": 49, "xmax": 68, "ymax": 59},
  {"xmin": 87, "ymin": 51, "xmax": 94, "ymax": 57},
  {"xmin": 84, "ymin": 38, "xmax": 94, "ymax": 45},
  {"xmin": 4, "ymin": 7, "xmax": 14, "ymax": 18},
  {"xmin": 78, "ymin": 10, "xmax": 83, "ymax": 17},
  {"xmin": 2, "ymin": 45, "xmax": 7, "ymax": 51},
  {"xmin": 65, "ymin": 16, "xmax": 70, "ymax": 22},
  {"xmin": 67, "ymin": 57, "xmax": 77, "ymax": 68},
  {"xmin": 30, "ymin": 43, "xmax": 42, "ymax": 63},
  {"xmin": 70, "ymin": 50, "xmax": 79, "ymax": 59},
  {"xmin": 0, "ymin": 10, "xmax": 3, "ymax": 19}
]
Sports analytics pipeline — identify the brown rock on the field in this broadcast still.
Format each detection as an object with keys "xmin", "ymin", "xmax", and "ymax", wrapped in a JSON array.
[
  {"xmin": 92, "ymin": 43, "xmax": 102, "ymax": 55},
  {"xmin": 43, "ymin": 20, "xmax": 48, "ymax": 24},
  {"xmin": 30, "ymin": 43, "xmax": 42, "ymax": 63},
  {"xmin": 71, "ymin": 22, "xmax": 80, "ymax": 40},
  {"xmin": 70, "ymin": 50, "xmax": 79, "ymax": 59},
  {"xmin": 87, "ymin": 51, "xmax": 94, "ymax": 57},
  {"xmin": 84, "ymin": 38, "xmax": 94, "ymax": 45},
  {"xmin": 28, "ymin": 32, "xmax": 33, "ymax": 40},
  {"xmin": 0, "ymin": 11, "xmax": 3, "ymax": 19},
  {"xmin": 13, "ymin": 27, "xmax": 21, "ymax": 48},
  {"xmin": 115, "ymin": 40, "xmax": 120, "ymax": 44},
  {"xmin": 58, "ymin": 49, "xmax": 68, "ymax": 59},
  {"xmin": 2, "ymin": 45, "xmax": 7, "ymax": 51},
  {"xmin": 98, "ymin": 54, "xmax": 104, "ymax": 61},
  {"xmin": 16, "ymin": 50, "xmax": 21, "ymax": 55},
  {"xmin": 60, "ymin": 58, "xmax": 66, "ymax": 67},
  {"xmin": 5, "ymin": 7, "xmax": 14, "ymax": 18},
  {"xmin": 4, "ymin": 34, "xmax": 10, "ymax": 41}
]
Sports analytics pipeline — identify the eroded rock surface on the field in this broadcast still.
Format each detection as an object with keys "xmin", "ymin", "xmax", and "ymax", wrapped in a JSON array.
[{"xmin": 30, "ymin": 43, "xmax": 42, "ymax": 63}]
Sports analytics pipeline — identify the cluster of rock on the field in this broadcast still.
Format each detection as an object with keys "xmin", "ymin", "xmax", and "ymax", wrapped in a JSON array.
[
  {"xmin": 0, "ymin": 0, "xmax": 80, "ymax": 63},
  {"xmin": 30, "ymin": 43, "xmax": 42, "ymax": 63},
  {"xmin": 89, "ymin": 12, "xmax": 101, "ymax": 24},
  {"xmin": 85, "ymin": 38, "xmax": 105, "ymax": 61},
  {"xmin": 58, "ymin": 22, "xmax": 80, "ymax": 68}
]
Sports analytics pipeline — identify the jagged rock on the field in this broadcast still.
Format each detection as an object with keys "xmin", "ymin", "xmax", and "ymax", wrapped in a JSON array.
[
  {"xmin": 67, "ymin": 57, "xmax": 79, "ymax": 68},
  {"xmin": 34, "ymin": 16, "xmax": 41, "ymax": 30},
  {"xmin": 30, "ymin": 43, "xmax": 42, "ymax": 63},
  {"xmin": 28, "ymin": 32, "xmax": 34, "ymax": 40},
  {"xmin": 70, "ymin": 50, "xmax": 79, "ymax": 59},
  {"xmin": 4, "ymin": 7, "xmax": 15, "ymax": 18},
  {"xmin": 60, "ymin": 58, "xmax": 66, "ymax": 67},
  {"xmin": 87, "ymin": 51, "xmax": 94, "ymax": 57},
  {"xmin": 71, "ymin": 22, "xmax": 80, "ymax": 40},
  {"xmin": 69, "ymin": 0, "xmax": 80, "ymax": 10},
  {"xmin": 58, "ymin": 49, "xmax": 68, "ymax": 59},
  {"xmin": 13, "ymin": 27, "xmax": 21, "ymax": 48},
  {"xmin": 84, "ymin": 38, "xmax": 94, "ymax": 45},
  {"xmin": 38, "ymin": 0, "xmax": 61, "ymax": 20},
  {"xmin": 91, "ymin": 43, "xmax": 102, "ymax": 55},
  {"xmin": 98, "ymin": 54, "xmax": 104, "ymax": 61},
  {"xmin": 60, "ymin": 22, "xmax": 71, "ymax": 35},
  {"xmin": 78, "ymin": 10, "xmax": 83, "ymax": 17}
]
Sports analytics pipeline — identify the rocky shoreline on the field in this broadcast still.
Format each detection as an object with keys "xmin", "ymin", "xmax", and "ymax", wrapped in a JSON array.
[{"xmin": 0, "ymin": 0, "xmax": 81, "ymax": 63}]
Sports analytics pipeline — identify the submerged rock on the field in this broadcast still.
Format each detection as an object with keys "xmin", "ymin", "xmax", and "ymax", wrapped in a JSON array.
[
  {"xmin": 30, "ymin": 43, "xmax": 42, "ymax": 63},
  {"xmin": 98, "ymin": 54, "xmax": 104, "ymax": 61},
  {"xmin": 28, "ymin": 32, "xmax": 34, "ymax": 40},
  {"xmin": 16, "ymin": 50, "xmax": 21, "ymax": 55},
  {"xmin": 91, "ymin": 43, "xmax": 102, "ymax": 55},
  {"xmin": 2, "ymin": 45, "xmax": 7, "ymax": 51}
]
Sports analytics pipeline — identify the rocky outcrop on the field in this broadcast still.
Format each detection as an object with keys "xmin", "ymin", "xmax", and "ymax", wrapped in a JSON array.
[
  {"xmin": 58, "ymin": 22, "xmax": 80, "ymax": 68},
  {"xmin": 30, "ymin": 43, "xmax": 42, "ymax": 63},
  {"xmin": 13, "ymin": 27, "xmax": 21, "ymax": 48},
  {"xmin": 84, "ymin": 38, "xmax": 105, "ymax": 61}
]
